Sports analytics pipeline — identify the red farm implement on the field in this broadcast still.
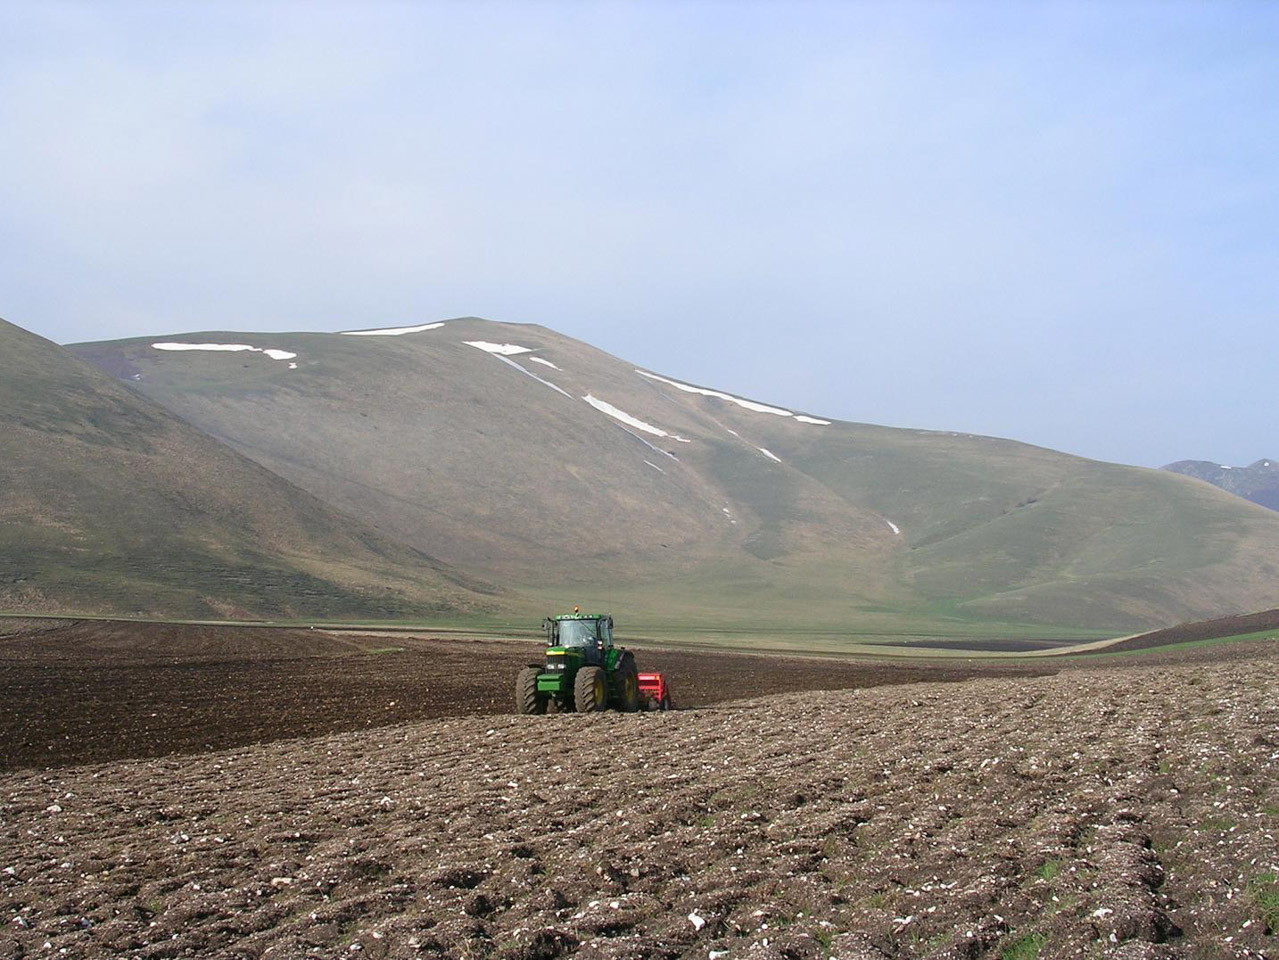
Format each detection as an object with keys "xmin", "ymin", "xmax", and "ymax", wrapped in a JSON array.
[{"xmin": 637, "ymin": 672, "xmax": 672, "ymax": 711}]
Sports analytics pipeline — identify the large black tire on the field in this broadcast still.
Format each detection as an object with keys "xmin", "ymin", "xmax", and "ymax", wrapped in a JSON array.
[
  {"xmin": 574, "ymin": 665, "xmax": 607, "ymax": 713},
  {"xmin": 516, "ymin": 666, "xmax": 545, "ymax": 715},
  {"xmin": 613, "ymin": 653, "xmax": 640, "ymax": 712}
]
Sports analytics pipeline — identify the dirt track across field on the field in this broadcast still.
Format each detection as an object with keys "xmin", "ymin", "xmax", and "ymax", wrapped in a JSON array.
[{"xmin": 0, "ymin": 620, "xmax": 1056, "ymax": 773}]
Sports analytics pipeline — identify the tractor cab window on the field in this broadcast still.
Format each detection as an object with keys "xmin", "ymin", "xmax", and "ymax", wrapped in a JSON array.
[{"xmin": 556, "ymin": 619, "xmax": 599, "ymax": 648}]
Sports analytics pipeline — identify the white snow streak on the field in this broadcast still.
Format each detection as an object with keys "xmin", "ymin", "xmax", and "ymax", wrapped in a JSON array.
[
  {"xmin": 152, "ymin": 342, "xmax": 297, "ymax": 361},
  {"xmin": 885, "ymin": 519, "xmax": 901, "ymax": 536},
  {"xmin": 624, "ymin": 428, "xmax": 679, "ymax": 462},
  {"xmin": 583, "ymin": 395, "xmax": 670, "ymax": 437},
  {"xmin": 795, "ymin": 415, "xmax": 832, "ymax": 425},
  {"xmin": 154, "ymin": 342, "xmax": 257, "ymax": 354},
  {"xmin": 758, "ymin": 447, "xmax": 782, "ymax": 463},
  {"xmin": 465, "ymin": 340, "xmax": 533, "ymax": 356},
  {"xmin": 339, "ymin": 322, "xmax": 444, "ymax": 336},
  {"xmin": 494, "ymin": 355, "xmax": 571, "ymax": 398},
  {"xmin": 527, "ymin": 356, "xmax": 560, "ymax": 370},
  {"xmin": 643, "ymin": 460, "xmax": 666, "ymax": 474},
  {"xmin": 636, "ymin": 370, "xmax": 792, "ymax": 416}
]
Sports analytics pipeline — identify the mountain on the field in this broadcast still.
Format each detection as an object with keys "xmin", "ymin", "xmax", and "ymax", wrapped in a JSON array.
[
  {"xmin": 67, "ymin": 317, "xmax": 1279, "ymax": 635},
  {"xmin": 1162, "ymin": 459, "xmax": 1279, "ymax": 512},
  {"xmin": 0, "ymin": 318, "xmax": 495, "ymax": 619}
]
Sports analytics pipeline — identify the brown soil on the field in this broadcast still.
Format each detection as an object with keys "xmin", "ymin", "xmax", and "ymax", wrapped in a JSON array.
[
  {"xmin": 0, "ymin": 620, "xmax": 1052, "ymax": 774},
  {"xmin": 0, "ymin": 622, "xmax": 1276, "ymax": 959},
  {"xmin": 1104, "ymin": 608, "xmax": 1279, "ymax": 653}
]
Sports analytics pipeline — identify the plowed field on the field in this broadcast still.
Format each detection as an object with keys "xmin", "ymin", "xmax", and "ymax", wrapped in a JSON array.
[
  {"xmin": 1, "ymin": 622, "xmax": 1276, "ymax": 959},
  {"xmin": 0, "ymin": 620, "xmax": 1050, "ymax": 773}
]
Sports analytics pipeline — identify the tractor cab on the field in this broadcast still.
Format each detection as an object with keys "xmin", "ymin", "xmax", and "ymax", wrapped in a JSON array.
[{"xmin": 543, "ymin": 613, "xmax": 613, "ymax": 661}]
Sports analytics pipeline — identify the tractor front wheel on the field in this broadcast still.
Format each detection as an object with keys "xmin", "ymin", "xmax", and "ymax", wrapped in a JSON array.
[
  {"xmin": 516, "ymin": 666, "xmax": 546, "ymax": 715},
  {"xmin": 574, "ymin": 665, "xmax": 607, "ymax": 713}
]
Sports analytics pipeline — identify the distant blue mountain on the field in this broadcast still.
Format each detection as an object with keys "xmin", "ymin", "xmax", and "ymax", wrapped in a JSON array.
[{"xmin": 1162, "ymin": 459, "xmax": 1279, "ymax": 511}]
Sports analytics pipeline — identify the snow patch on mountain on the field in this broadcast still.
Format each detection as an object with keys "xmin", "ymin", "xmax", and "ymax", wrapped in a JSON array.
[
  {"xmin": 885, "ymin": 519, "xmax": 901, "ymax": 536},
  {"xmin": 758, "ymin": 448, "xmax": 782, "ymax": 463},
  {"xmin": 494, "ymin": 355, "xmax": 571, "ymax": 398},
  {"xmin": 339, "ymin": 322, "xmax": 444, "ymax": 336},
  {"xmin": 152, "ymin": 342, "xmax": 297, "ymax": 362},
  {"xmin": 465, "ymin": 341, "xmax": 533, "ymax": 356},
  {"xmin": 624, "ymin": 428, "xmax": 679, "ymax": 462},
  {"xmin": 795, "ymin": 415, "xmax": 832, "ymax": 426},
  {"xmin": 584, "ymin": 396, "xmax": 671, "ymax": 438},
  {"xmin": 528, "ymin": 356, "xmax": 560, "ymax": 370},
  {"xmin": 637, "ymin": 370, "xmax": 793, "ymax": 417}
]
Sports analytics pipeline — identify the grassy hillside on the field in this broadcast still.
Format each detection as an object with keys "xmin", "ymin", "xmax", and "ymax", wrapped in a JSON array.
[
  {"xmin": 70, "ymin": 317, "xmax": 1279, "ymax": 635},
  {"xmin": 0, "ymin": 319, "xmax": 498, "ymax": 619}
]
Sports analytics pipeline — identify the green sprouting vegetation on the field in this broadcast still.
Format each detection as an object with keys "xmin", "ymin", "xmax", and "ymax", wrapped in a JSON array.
[
  {"xmin": 1035, "ymin": 859, "xmax": 1060, "ymax": 882},
  {"xmin": 1248, "ymin": 873, "xmax": 1279, "ymax": 933},
  {"xmin": 1000, "ymin": 932, "xmax": 1048, "ymax": 960}
]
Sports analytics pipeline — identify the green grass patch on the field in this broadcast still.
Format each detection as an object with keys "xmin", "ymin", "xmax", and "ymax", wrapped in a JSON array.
[
  {"xmin": 1069, "ymin": 629, "xmax": 1279, "ymax": 661},
  {"xmin": 1000, "ymin": 933, "xmax": 1048, "ymax": 960},
  {"xmin": 1035, "ymin": 859, "xmax": 1060, "ymax": 883},
  {"xmin": 1248, "ymin": 873, "xmax": 1279, "ymax": 933}
]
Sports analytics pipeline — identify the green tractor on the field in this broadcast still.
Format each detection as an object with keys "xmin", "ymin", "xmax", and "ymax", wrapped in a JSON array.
[{"xmin": 516, "ymin": 612, "xmax": 641, "ymax": 714}]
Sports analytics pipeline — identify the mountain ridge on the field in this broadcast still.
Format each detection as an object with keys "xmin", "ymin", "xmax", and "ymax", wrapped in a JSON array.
[
  {"xmin": 1162, "ymin": 458, "xmax": 1279, "ymax": 512},
  {"xmin": 65, "ymin": 316, "xmax": 1279, "ymax": 634},
  {"xmin": 0, "ymin": 318, "xmax": 498, "ymax": 619}
]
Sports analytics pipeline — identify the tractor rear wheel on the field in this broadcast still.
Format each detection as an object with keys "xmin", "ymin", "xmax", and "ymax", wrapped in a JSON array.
[
  {"xmin": 613, "ymin": 653, "xmax": 640, "ymax": 712},
  {"xmin": 574, "ymin": 665, "xmax": 607, "ymax": 713},
  {"xmin": 516, "ymin": 666, "xmax": 545, "ymax": 715}
]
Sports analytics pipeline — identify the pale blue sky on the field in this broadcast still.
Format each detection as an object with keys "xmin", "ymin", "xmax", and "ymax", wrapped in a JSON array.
[{"xmin": 1, "ymin": 0, "xmax": 1275, "ymax": 467}]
